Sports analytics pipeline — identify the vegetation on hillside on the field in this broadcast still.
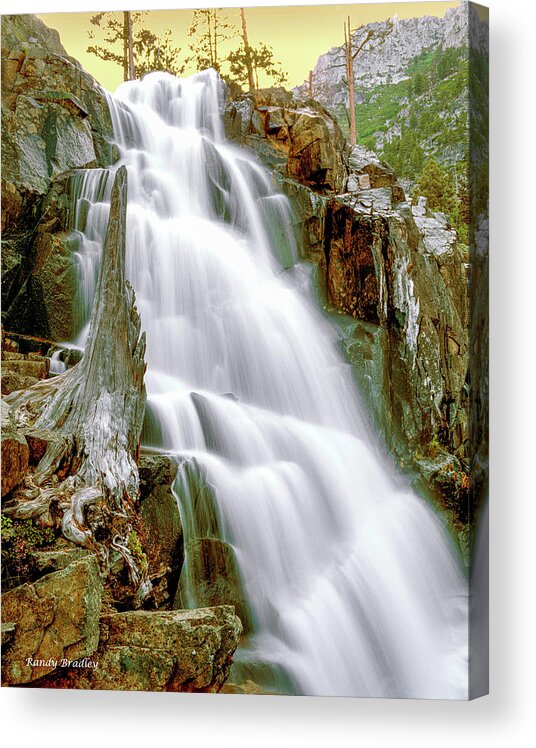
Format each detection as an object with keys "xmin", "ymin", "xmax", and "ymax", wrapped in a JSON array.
[{"xmin": 332, "ymin": 45, "xmax": 469, "ymax": 241}]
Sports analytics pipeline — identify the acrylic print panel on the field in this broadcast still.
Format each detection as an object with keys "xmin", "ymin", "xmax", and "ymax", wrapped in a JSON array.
[{"xmin": 0, "ymin": 1, "xmax": 488, "ymax": 699}]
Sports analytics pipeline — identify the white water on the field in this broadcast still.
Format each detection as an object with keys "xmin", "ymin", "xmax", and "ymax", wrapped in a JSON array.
[{"xmin": 71, "ymin": 70, "xmax": 467, "ymax": 699}]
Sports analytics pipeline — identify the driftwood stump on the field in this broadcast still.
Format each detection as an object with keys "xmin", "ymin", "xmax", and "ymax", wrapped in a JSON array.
[{"xmin": 5, "ymin": 166, "xmax": 150, "ymax": 601}]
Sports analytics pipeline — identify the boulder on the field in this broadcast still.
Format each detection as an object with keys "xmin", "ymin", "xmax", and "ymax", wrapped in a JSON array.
[
  {"xmin": 73, "ymin": 606, "xmax": 242, "ymax": 692},
  {"xmin": 347, "ymin": 144, "xmax": 398, "ymax": 189},
  {"xmin": 1, "ymin": 400, "xmax": 29, "ymax": 495},
  {"xmin": 1, "ymin": 554, "xmax": 103, "ymax": 685}
]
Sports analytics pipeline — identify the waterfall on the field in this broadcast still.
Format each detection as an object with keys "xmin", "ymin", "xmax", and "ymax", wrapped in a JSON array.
[{"xmin": 71, "ymin": 70, "xmax": 468, "ymax": 699}]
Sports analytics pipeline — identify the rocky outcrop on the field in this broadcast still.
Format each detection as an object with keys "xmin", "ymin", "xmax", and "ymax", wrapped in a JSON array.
[
  {"xmin": 1, "ymin": 548, "xmax": 242, "ymax": 692},
  {"xmin": 1, "ymin": 554, "xmax": 103, "ymax": 685},
  {"xmin": 28, "ymin": 605, "xmax": 242, "ymax": 692},
  {"xmin": 324, "ymin": 185, "xmax": 468, "ymax": 459},
  {"xmin": 1, "ymin": 400, "xmax": 29, "ymax": 495},
  {"xmin": 225, "ymin": 88, "xmax": 348, "ymax": 194},
  {"xmin": 1, "ymin": 14, "xmax": 113, "ymax": 340}
]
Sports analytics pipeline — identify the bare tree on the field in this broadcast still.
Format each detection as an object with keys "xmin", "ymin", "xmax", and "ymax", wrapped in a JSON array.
[
  {"xmin": 125, "ymin": 11, "xmax": 135, "ymax": 80},
  {"xmin": 240, "ymin": 8, "xmax": 255, "ymax": 91},
  {"xmin": 330, "ymin": 18, "xmax": 393, "ymax": 145}
]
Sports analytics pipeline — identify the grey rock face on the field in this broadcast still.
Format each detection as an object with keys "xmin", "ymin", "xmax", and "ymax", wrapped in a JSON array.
[
  {"xmin": 295, "ymin": 5, "xmax": 468, "ymax": 108},
  {"xmin": 1, "ymin": 14, "xmax": 114, "ymax": 341}
]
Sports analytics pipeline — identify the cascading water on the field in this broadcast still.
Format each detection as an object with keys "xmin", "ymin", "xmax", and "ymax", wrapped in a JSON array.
[{"xmin": 69, "ymin": 70, "xmax": 468, "ymax": 699}]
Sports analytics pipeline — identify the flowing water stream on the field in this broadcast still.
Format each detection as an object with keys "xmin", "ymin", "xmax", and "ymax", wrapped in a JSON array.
[{"xmin": 67, "ymin": 70, "xmax": 467, "ymax": 698}]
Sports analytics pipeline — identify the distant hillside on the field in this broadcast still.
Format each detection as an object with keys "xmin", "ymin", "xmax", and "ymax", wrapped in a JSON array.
[{"xmin": 295, "ymin": 4, "xmax": 469, "ymax": 187}]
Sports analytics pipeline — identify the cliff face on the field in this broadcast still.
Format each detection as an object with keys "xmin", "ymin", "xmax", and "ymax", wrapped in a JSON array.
[
  {"xmin": 296, "ymin": 5, "xmax": 468, "ymax": 108},
  {"xmin": 225, "ymin": 91, "xmax": 470, "ymax": 531},
  {"xmin": 1, "ymin": 14, "xmax": 114, "ymax": 341}
]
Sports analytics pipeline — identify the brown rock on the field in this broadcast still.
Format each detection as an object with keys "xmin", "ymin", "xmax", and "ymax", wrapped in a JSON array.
[
  {"xmin": 1, "ymin": 555, "xmax": 103, "ymax": 685},
  {"xmin": 73, "ymin": 606, "xmax": 242, "ymax": 692},
  {"xmin": 1, "ymin": 400, "xmax": 29, "ymax": 495},
  {"xmin": 176, "ymin": 538, "xmax": 249, "ymax": 630}
]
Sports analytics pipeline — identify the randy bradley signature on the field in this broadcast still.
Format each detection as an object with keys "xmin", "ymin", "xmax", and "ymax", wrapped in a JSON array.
[{"xmin": 25, "ymin": 657, "xmax": 99, "ymax": 670}]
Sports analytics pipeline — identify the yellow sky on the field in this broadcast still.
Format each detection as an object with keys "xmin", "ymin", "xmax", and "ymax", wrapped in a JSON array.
[{"xmin": 37, "ymin": 2, "xmax": 460, "ymax": 91}]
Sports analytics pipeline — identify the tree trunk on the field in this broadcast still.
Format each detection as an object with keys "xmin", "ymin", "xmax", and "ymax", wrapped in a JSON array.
[
  {"xmin": 5, "ymin": 166, "xmax": 149, "ymax": 601},
  {"xmin": 240, "ymin": 7, "xmax": 255, "ymax": 91},
  {"xmin": 345, "ymin": 16, "xmax": 357, "ymax": 146},
  {"xmin": 123, "ymin": 12, "xmax": 129, "ymax": 81},
  {"xmin": 126, "ymin": 11, "xmax": 135, "ymax": 80}
]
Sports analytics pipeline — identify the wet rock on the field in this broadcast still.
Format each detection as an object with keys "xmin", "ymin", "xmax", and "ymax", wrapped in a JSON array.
[
  {"xmin": 1, "ymin": 400, "xmax": 29, "ymax": 495},
  {"xmin": 176, "ymin": 538, "xmax": 249, "ymax": 630},
  {"xmin": 138, "ymin": 452, "xmax": 182, "ymax": 608},
  {"xmin": 74, "ymin": 606, "xmax": 242, "ymax": 692},
  {"xmin": 1, "ymin": 14, "xmax": 113, "ymax": 340},
  {"xmin": 222, "ymin": 679, "xmax": 275, "ymax": 695},
  {"xmin": 324, "ymin": 192, "xmax": 468, "ymax": 469},
  {"xmin": 273, "ymin": 173, "xmax": 328, "ymax": 261},
  {"xmin": 1, "ymin": 554, "xmax": 103, "ymax": 685}
]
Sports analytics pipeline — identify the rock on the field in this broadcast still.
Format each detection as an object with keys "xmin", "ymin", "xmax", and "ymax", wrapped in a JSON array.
[
  {"xmin": 1, "ymin": 14, "xmax": 113, "ymax": 340},
  {"xmin": 176, "ymin": 538, "xmax": 249, "ymax": 630},
  {"xmin": 273, "ymin": 173, "xmax": 328, "ymax": 261},
  {"xmin": 1, "ymin": 555, "xmax": 103, "ymax": 685},
  {"xmin": 22, "ymin": 427, "xmax": 63, "ymax": 464},
  {"xmin": 412, "ymin": 206, "xmax": 457, "ymax": 256},
  {"xmin": 225, "ymin": 88, "xmax": 347, "ymax": 193},
  {"xmin": 1, "ymin": 370, "xmax": 39, "ymax": 395},
  {"xmin": 1, "ymin": 400, "xmax": 29, "ymax": 495},
  {"xmin": 221, "ymin": 679, "xmax": 275, "ymax": 695},
  {"xmin": 1, "ymin": 350, "xmax": 50, "ymax": 394},
  {"xmin": 323, "ymin": 192, "xmax": 468, "ymax": 479},
  {"xmin": 412, "ymin": 196, "xmax": 428, "ymax": 217},
  {"xmin": 138, "ymin": 452, "xmax": 182, "ymax": 607},
  {"xmin": 33, "ymin": 547, "xmax": 90, "ymax": 576},
  {"xmin": 73, "ymin": 606, "xmax": 242, "ymax": 692},
  {"xmin": 348, "ymin": 144, "xmax": 397, "ymax": 189},
  {"xmin": 294, "ymin": 6, "xmax": 468, "ymax": 108}
]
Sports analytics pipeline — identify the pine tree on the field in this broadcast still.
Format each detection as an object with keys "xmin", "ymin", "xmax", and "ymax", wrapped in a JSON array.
[
  {"xmin": 413, "ymin": 158, "xmax": 457, "ymax": 215},
  {"xmin": 87, "ymin": 12, "xmax": 183, "ymax": 81},
  {"xmin": 186, "ymin": 9, "xmax": 235, "ymax": 73},
  {"xmin": 227, "ymin": 42, "xmax": 287, "ymax": 89}
]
